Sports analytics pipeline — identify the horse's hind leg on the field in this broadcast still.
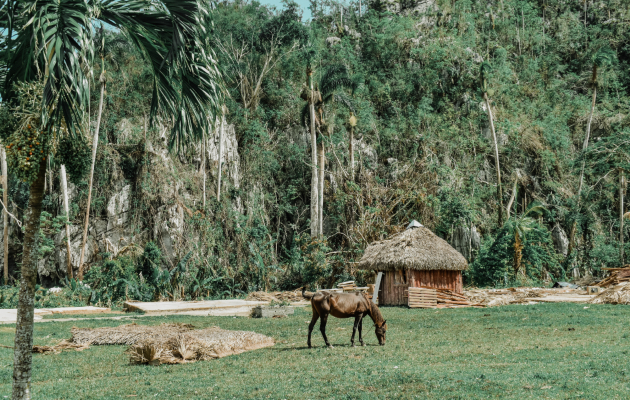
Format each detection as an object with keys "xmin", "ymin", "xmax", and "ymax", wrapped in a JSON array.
[
  {"xmin": 307, "ymin": 309, "xmax": 319, "ymax": 348},
  {"xmin": 319, "ymin": 314, "xmax": 332, "ymax": 348},
  {"xmin": 358, "ymin": 316, "xmax": 365, "ymax": 346},
  {"xmin": 351, "ymin": 314, "xmax": 362, "ymax": 347}
]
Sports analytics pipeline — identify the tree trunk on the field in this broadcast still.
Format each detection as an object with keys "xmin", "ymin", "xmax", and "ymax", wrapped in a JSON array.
[
  {"xmin": 60, "ymin": 165, "xmax": 72, "ymax": 279},
  {"xmin": 484, "ymin": 92, "xmax": 503, "ymax": 226},
  {"xmin": 318, "ymin": 139, "xmax": 324, "ymax": 237},
  {"xmin": 514, "ymin": 230, "xmax": 522, "ymax": 277},
  {"xmin": 621, "ymin": 168, "xmax": 625, "ymax": 265},
  {"xmin": 201, "ymin": 133, "xmax": 206, "ymax": 208},
  {"xmin": 47, "ymin": 159, "xmax": 52, "ymax": 196},
  {"xmin": 577, "ymin": 82, "xmax": 597, "ymax": 197},
  {"xmin": 2, "ymin": 147, "xmax": 8, "ymax": 283},
  {"xmin": 569, "ymin": 71, "xmax": 597, "ymax": 258},
  {"xmin": 506, "ymin": 179, "xmax": 518, "ymax": 220},
  {"xmin": 78, "ymin": 73, "xmax": 106, "ymax": 280},
  {"xmin": 349, "ymin": 125, "xmax": 354, "ymax": 182},
  {"xmin": 11, "ymin": 159, "xmax": 46, "ymax": 400},
  {"xmin": 217, "ymin": 111, "xmax": 225, "ymax": 202},
  {"xmin": 309, "ymin": 72, "xmax": 319, "ymax": 238}
]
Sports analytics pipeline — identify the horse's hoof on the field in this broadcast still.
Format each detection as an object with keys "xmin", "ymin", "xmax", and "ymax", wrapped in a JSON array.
[
  {"xmin": 328, "ymin": 345, "xmax": 334, "ymax": 349},
  {"xmin": 308, "ymin": 344, "xmax": 312, "ymax": 348},
  {"xmin": 351, "ymin": 343, "xmax": 355, "ymax": 347},
  {"xmin": 361, "ymin": 342, "xmax": 366, "ymax": 347}
]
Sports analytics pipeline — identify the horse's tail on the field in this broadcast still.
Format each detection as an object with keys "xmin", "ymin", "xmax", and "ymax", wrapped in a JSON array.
[{"xmin": 302, "ymin": 286, "xmax": 314, "ymax": 300}]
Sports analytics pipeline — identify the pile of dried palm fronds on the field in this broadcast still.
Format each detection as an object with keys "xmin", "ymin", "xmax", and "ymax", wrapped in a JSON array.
[
  {"xmin": 71, "ymin": 323, "xmax": 274, "ymax": 366},
  {"xmin": 246, "ymin": 290, "xmax": 304, "ymax": 302},
  {"xmin": 32, "ymin": 340, "xmax": 90, "ymax": 354},
  {"xmin": 71, "ymin": 323, "xmax": 195, "ymax": 345},
  {"xmin": 435, "ymin": 289, "xmax": 483, "ymax": 308},
  {"xmin": 594, "ymin": 267, "xmax": 630, "ymax": 288},
  {"xmin": 589, "ymin": 282, "xmax": 630, "ymax": 305},
  {"xmin": 464, "ymin": 288, "xmax": 546, "ymax": 307},
  {"xmin": 246, "ymin": 291, "xmax": 277, "ymax": 302}
]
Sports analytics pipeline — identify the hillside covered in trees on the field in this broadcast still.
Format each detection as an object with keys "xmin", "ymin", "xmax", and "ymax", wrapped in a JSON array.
[{"xmin": 1, "ymin": 0, "xmax": 629, "ymax": 302}]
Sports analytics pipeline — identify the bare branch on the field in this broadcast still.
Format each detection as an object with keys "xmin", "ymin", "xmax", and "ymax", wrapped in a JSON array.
[{"xmin": 0, "ymin": 197, "xmax": 21, "ymax": 228}]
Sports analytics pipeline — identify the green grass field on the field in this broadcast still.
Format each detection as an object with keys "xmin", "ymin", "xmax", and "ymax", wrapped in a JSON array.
[{"xmin": 0, "ymin": 303, "xmax": 629, "ymax": 399}]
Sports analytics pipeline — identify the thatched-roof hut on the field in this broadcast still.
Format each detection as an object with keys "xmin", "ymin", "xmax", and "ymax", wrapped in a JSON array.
[{"xmin": 358, "ymin": 221, "xmax": 468, "ymax": 305}]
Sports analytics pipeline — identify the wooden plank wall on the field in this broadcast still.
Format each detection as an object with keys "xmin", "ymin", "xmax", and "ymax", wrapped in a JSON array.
[
  {"xmin": 378, "ymin": 269, "xmax": 464, "ymax": 306},
  {"xmin": 410, "ymin": 270, "xmax": 463, "ymax": 293}
]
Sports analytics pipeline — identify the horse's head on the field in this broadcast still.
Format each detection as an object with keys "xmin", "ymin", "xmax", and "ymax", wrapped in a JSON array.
[{"xmin": 375, "ymin": 320, "xmax": 387, "ymax": 346}]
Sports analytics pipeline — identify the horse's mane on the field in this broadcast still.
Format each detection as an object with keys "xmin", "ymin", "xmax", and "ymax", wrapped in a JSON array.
[{"xmin": 366, "ymin": 297, "xmax": 385, "ymax": 325}]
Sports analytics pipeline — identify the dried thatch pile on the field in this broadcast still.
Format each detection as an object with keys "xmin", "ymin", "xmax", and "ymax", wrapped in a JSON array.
[
  {"xmin": 358, "ymin": 225, "xmax": 468, "ymax": 271},
  {"xmin": 71, "ymin": 323, "xmax": 275, "ymax": 365},
  {"xmin": 32, "ymin": 340, "xmax": 90, "ymax": 354},
  {"xmin": 246, "ymin": 290, "xmax": 304, "ymax": 302},
  {"xmin": 71, "ymin": 323, "xmax": 195, "ymax": 345},
  {"xmin": 589, "ymin": 282, "xmax": 630, "ymax": 305}
]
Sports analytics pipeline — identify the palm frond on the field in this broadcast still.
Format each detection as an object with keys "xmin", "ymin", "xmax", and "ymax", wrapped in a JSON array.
[
  {"xmin": 319, "ymin": 64, "xmax": 356, "ymax": 98},
  {"xmin": 4, "ymin": 0, "xmax": 93, "ymax": 138},
  {"xmin": 524, "ymin": 205, "xmax": 547, "ymax": 218},
  {"xmin": 331, "ymin": 92, "xmax": 355, "ymax": 112},
  {"xmin": 3, "ymin": 0, "xmax": 222, "ymax": 153},
  {"xmin": 593, "ymin": 46, "xmax": 615, "ymax": 68}
]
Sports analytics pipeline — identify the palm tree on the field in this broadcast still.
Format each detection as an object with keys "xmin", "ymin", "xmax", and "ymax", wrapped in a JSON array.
[
  {"xmin": 568, "ymin": 47, "xmax": 615, "ymax": 258},
  {"xmin": 0, "ymin": 1, "xmax": 222, "ymax": 398},
  {"xmin": 301, "ymin": 51, "xmax": 320, "ymax": 237},
  {"xmin": 480, "ymin": 62, "xmax": 503, "ymax": 226},
  {"xmin": 1, "ymin": 146, "xmax": 7, "ymax": 283},
  {"xmin": 301, "ymin": 64, "xmax": 356, "ymax": 235},
  {"xmin": 506, "ymin": 205, "xmax": 546, "ymax": 278},
  {"xmin": 348, "ymin": 112, "xmax": 357, "ymax": 181}
]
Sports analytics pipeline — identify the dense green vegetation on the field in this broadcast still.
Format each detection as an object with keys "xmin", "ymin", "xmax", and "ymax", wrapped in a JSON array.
[
  {"xmin": 2, "ymin": 0, "xmax": 630, "ymax": 299},
  {"xmin": 0, "ymin": 304, "xmax": 629, "ymax": 398}
]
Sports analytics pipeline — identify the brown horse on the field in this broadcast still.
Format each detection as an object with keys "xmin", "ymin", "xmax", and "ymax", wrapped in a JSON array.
[{"xmin": 302, "ymin": 287, "xmax": 387, "ymax": 348}]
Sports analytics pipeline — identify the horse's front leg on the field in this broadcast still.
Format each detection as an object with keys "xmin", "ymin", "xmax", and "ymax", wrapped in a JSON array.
[
  {"xmin": 351, "ymin": 314, "xmax": 362, "ymax": 347},
  {"xmin": 358, "ymin": 315, "xmax": 365, "ymax": 346},
  {"xmin": 320, "ymin": 314, "xmax": 332, "ymax": 348},
  {"xmin": 307, "ymin": 311, "xmax": 319, "ymax": 348}
]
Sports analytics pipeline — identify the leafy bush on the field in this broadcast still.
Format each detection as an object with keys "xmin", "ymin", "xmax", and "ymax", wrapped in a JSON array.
[
  {"xmin": 296, "ymin": 233, "xmax": 332, "ymax": 288},
  {"xmin": 468, "ymin": 220, "xmax": 561, "ymax": 287},
  {"xmin": 0, "ymin": 285, "xmax": 91, "ymax": 309}
]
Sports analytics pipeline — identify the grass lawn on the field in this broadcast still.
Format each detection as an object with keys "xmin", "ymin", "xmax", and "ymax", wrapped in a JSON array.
[{"xmin": 0, "ymin": 303, "xmax": 629, "ymax": 399}]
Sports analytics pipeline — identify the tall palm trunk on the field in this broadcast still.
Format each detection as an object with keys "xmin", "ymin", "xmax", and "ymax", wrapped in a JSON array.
[
  {"xmin": 2, "ymin": 147, "xmax": 8, "ymax": 283},
  {"xmin": 318, "ymin": 139, "xmax": 324, "ymax": 236},
  {"xmin": 621, "ymin": 168, "xmax": 625, "ymax": 265},
  {"xmin": 513, "ymin": 230, "xmax": 523, "ymax": 277},
  {"xmin": 568, "ymin": 66, "xmax": 598, "ymax": 258},
  {"xmin": 217, "ymin": 110, "xmax": 225, "ymax": 201},
  {"xmin": 484, "ymin": 92, "xmax": 503, "ymax": 226},
  {"xmin": 12, "ymin": 159, "xmax": 46, "ymax": 400},
  {"xmin": 60, "ymin": 165, "xmax": 72, "ymax": 279},
  {"xmin": 78, "ymin": 71, "xmax": 106, "ymax": 280},
  {"xmin": 308, "ymin": 71, "xmax": 319, "ymax": 237},
  {"xmin": 577, "ymin": 74, "xmax": 597, "ymax": 197},
  {"xmin": 349, "ymin": 124, "xmax": 354, "ymax": 182},
  {"xmin": 201, "ymin": 133, "xmax": 206, "ymax": 208}
]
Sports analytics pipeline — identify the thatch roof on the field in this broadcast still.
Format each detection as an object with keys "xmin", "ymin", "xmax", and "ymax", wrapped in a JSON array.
[{"xmin": 358, "ymin": 224, "xmax": 468, "ymax": 271}]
